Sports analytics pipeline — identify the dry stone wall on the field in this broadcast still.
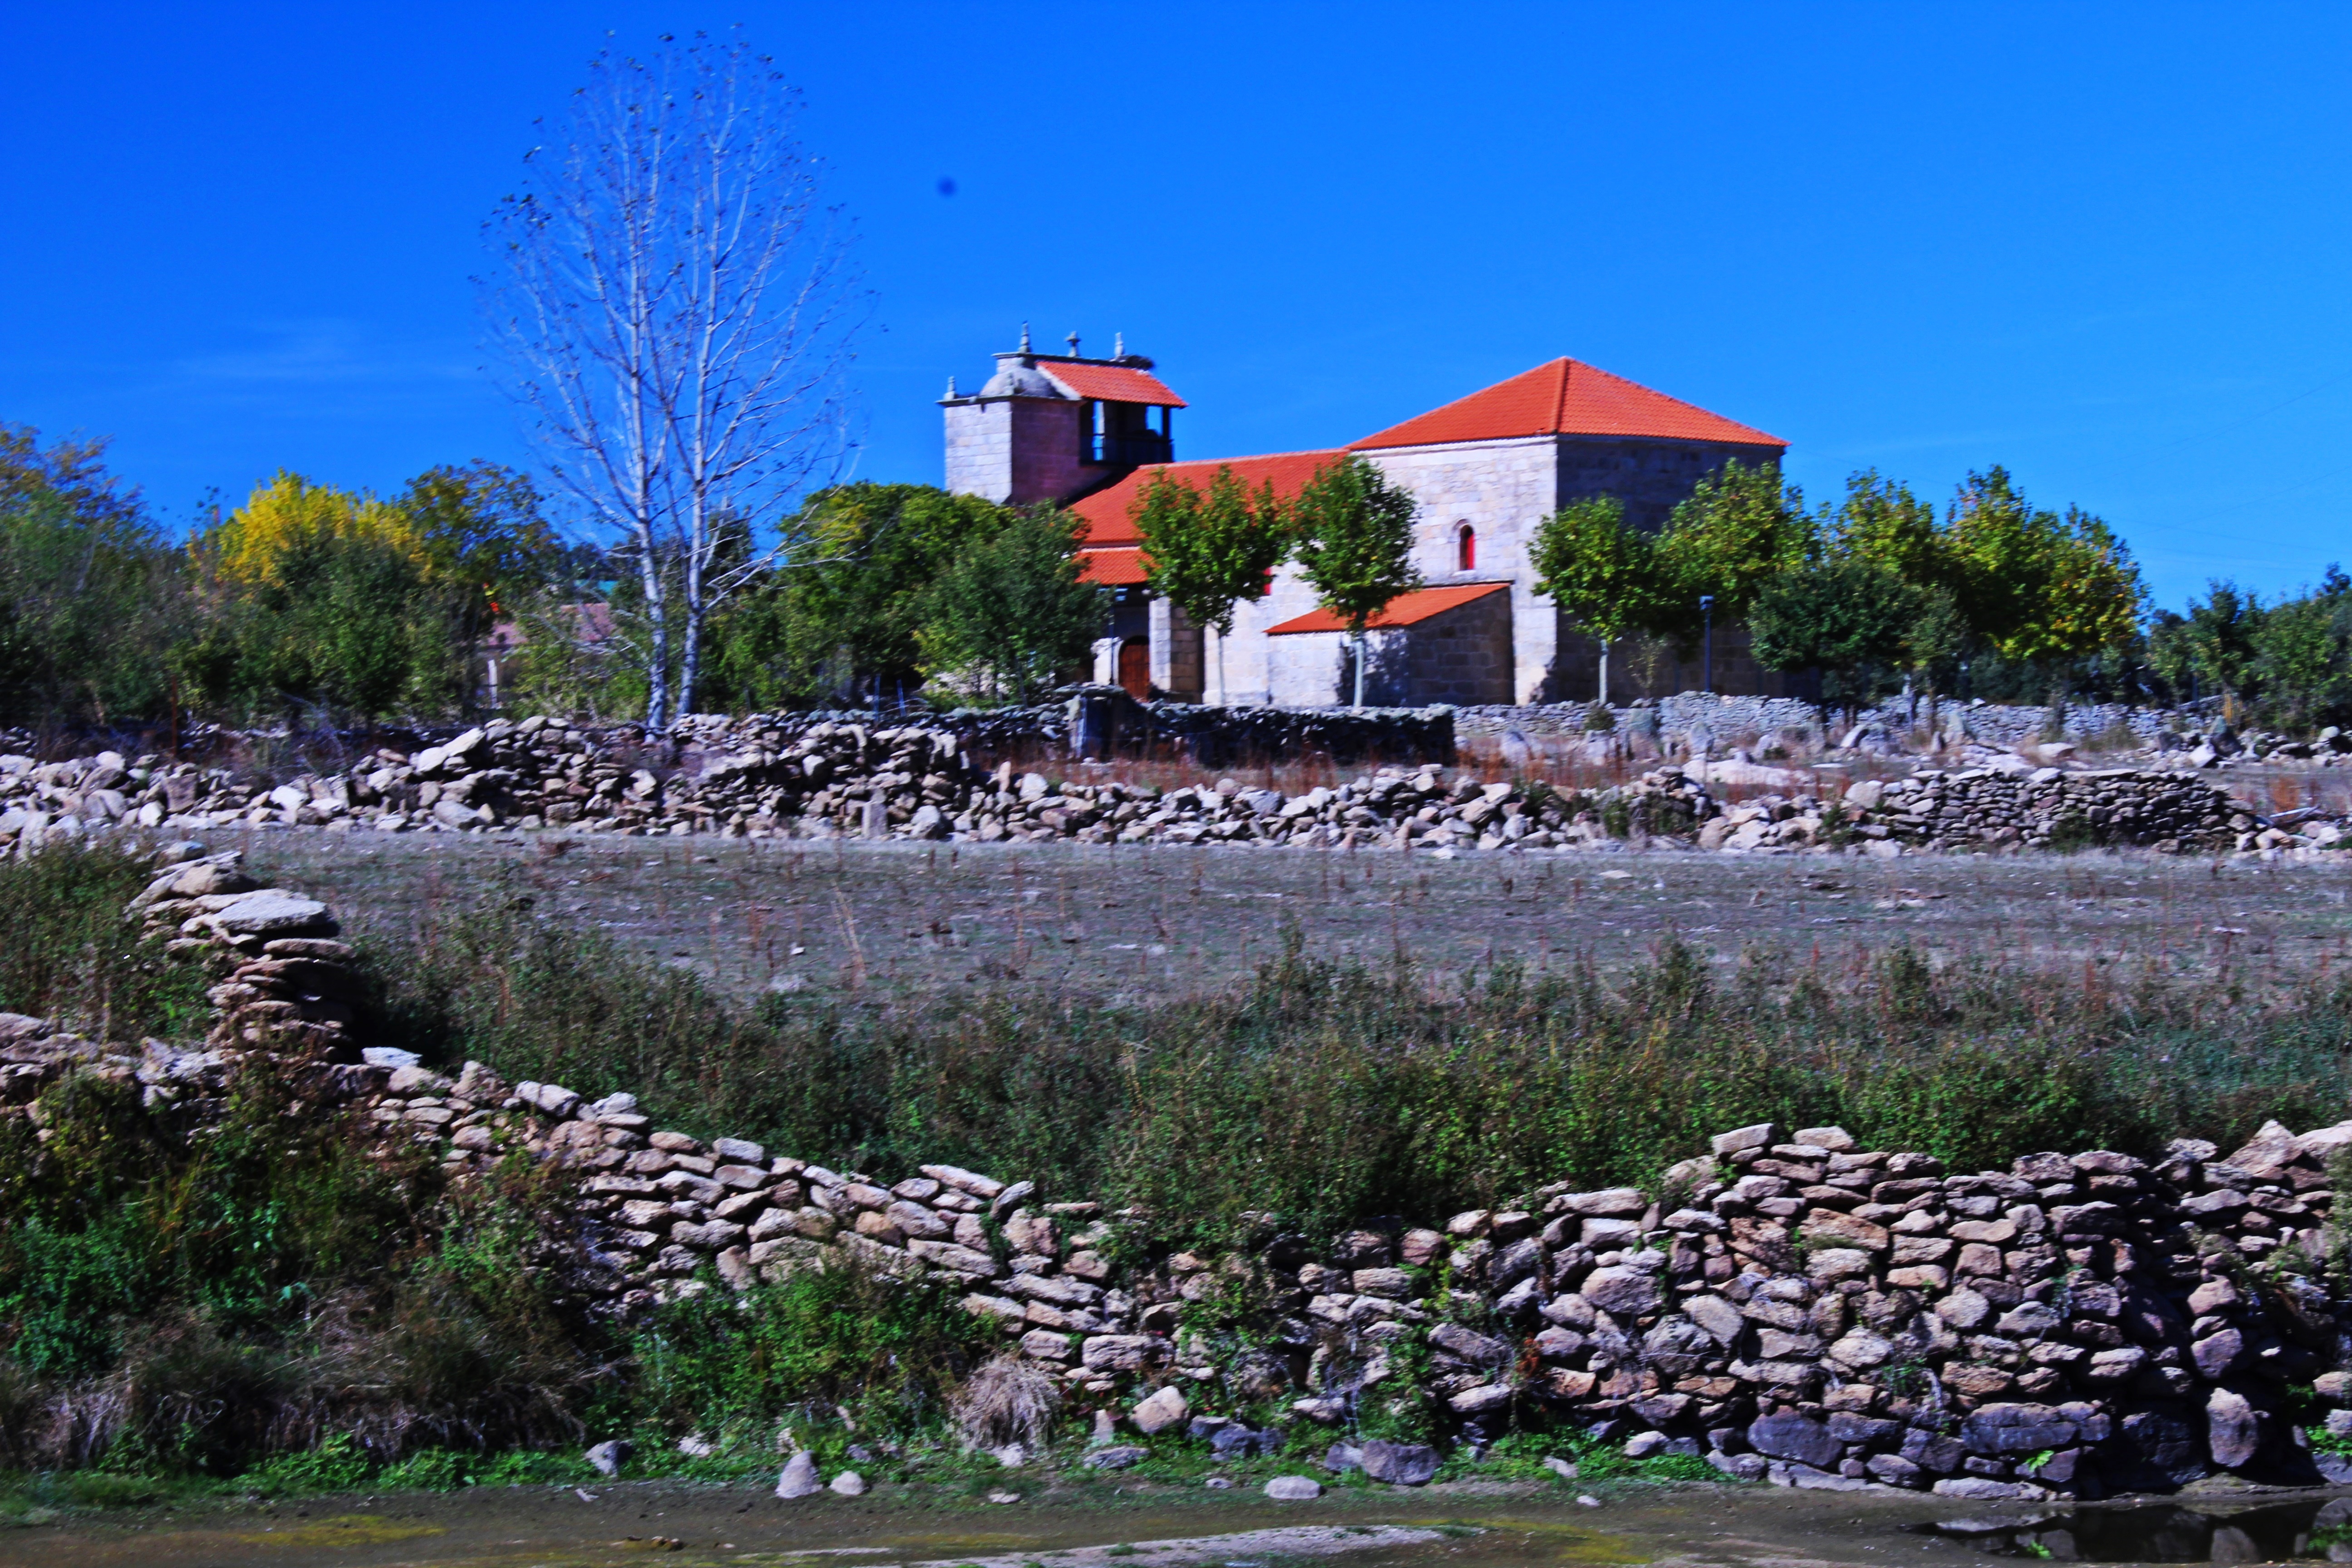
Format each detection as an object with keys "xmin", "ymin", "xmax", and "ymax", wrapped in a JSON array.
[
  {"xmin": 17, "ymin": 853, "xmax": 2352, "ymax": 1499},
  {"xmin": 372, "ymin": 1037, "xmax": 2352, "ymax": 1501}
]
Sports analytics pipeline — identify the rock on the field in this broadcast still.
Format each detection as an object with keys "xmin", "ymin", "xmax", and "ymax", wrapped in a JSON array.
[
  {"xmin": 2207, "ymin": 1386, "xmax": 2262, "ymax": 1470},
  {"xmin": 2193, "ymin": 1328, "xmax": 2245, "ymax": 1380},
  {"xmin": 208, "ymin": 889, "xmax": 337, "ymax": 938},
  {"xmin": 1429, "ymin": 1322, "xmax": 1510, "ymax": 1364},
  {"xmin": 829, "ymin": 1470, "xmax": 867, "ymax": 1496},
  {"xmin": 1623, "ymin": 1431, "xmax": 1669, "ymax": 1459},
  {"xmin": 1131, "ymin": 1384, "xmax": 1189, "ymax": 1435},
  {"xmin": 1449, "ymin": 1384, "xmax": 1513, "ymax": 1415},
  {"xmin": 1960, "ymin": 1403, "xmax": 2078, "ymax": 1455},
  {"xmin": 1709, "ymin": 1451, "xmax": 1768, "ymax": 1481},
  {"xmin": 1264, "ymin": 1475, "xmax": 1323, "ymax": 1500},
  {"xmin": 1358, "ymin": 1439, "xmax": 1441, "ymax": 1486},
  {"xmin": 585, "ymin": 1438, "xmax": 633, "ymax": 1476},
  {"xmin": 775, "ymin": 1451, "xmax": 821, "ymax": 1498},
  {"xmin": 1747, "ymin": 1414, "xmax": 1840, "ymax": 1470},
  {"xmin": 1083, "ymin": 1445, "xmax": 1148, "ymax": 1470},
  {"xmin": 1932, "ymin": 1477, "xmax": 2041, "ymax": 1499},
  {"xmin": 1713, "ymin": 1123, "xmax": 1778, "ymax": 1156},
  {"xmin": 1556, "ymin": 1187, "xmax": 1647, "ymax": 1216},
  {"xmin": 1580, "ymin": 1265, "xmax": 1661, "ymax": 1316},
  {"xmin": 1323, "ymin": 1443, "xmax": 1363, "ymax": 1473}
]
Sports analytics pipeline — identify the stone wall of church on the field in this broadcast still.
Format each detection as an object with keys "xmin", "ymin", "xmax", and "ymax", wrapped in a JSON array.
[
  {"xmin": 1555, "ymin": 436, "xmax": 1787, "ymax": 533},
  {"xmin": 943, "ymin": 396, "xmax": 1124, "ymax": 507},
  {"xmin": 1405, "ymin": 589, "xmax": 1516, "ymax": 706},
  {"xmin": 1358, "ymin": 436, "xmax": 1558, "ymax": 704}
]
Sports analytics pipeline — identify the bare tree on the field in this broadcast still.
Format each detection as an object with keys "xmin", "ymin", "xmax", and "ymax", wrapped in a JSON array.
[{"xmin": 482, "ymin": 29, "xmax": 862, "ymax": 727}]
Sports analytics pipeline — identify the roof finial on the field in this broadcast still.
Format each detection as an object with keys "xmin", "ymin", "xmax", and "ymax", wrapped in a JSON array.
[
  {"xmin": 945, "ymin": 373, "xmax": 958, "ymax": 398},
  {"xmin": 1066, "ymin": 330, "xmax": 1081, "ymax": 358},
  {"xmin": 1113, "ymin": 331, "xmax": 1125, "ymax": 358},
  {"xmin": 1018, "ymin": 322, "xmax": 1031, "ymax": 353}
]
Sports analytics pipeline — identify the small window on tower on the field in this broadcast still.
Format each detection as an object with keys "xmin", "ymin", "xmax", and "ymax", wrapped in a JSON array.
[{"xmin": 1457, "ymin": 524, "xmax": 1476, "ymax": 573}]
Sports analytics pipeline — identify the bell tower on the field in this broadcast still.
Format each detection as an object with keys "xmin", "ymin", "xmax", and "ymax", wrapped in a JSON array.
[{"xmin": 942, "ymin": 325, "xmax": 1186, "ymax": 506}]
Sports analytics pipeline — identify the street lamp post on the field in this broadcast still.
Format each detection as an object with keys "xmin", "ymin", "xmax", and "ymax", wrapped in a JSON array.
[{"xmin": 1699, "ymin": 595, "xmax": 1715, "ymax": 695}]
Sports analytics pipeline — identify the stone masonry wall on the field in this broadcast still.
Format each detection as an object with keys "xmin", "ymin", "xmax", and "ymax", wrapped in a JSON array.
[
  {"xmin": 17, "ymin": 848, "xmax": 2352, "ymax": 1499},
  {"xmin": 5, "ymin": 719, "xmax": 2344, "ymax": 858}
]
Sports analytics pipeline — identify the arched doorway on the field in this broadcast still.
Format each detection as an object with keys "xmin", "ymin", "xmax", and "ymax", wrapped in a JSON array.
[{"xmin": 1117, "ymin": 638, "xmax": 1151, "ymax": 701}]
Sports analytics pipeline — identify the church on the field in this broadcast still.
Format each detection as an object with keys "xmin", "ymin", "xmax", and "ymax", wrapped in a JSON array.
[{"xmin": 942, "ymin": 330, "xmax": 1802, "ymax": 708}]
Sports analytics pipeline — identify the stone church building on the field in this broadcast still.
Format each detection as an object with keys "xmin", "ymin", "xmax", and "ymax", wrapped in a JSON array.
[{"xmin": 942, "ymin": 331, "xmax": 1801, "ymax": 707}]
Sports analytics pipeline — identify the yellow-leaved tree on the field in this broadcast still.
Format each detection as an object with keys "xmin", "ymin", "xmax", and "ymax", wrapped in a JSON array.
[{"xmin": 202, "ymin": 472, "xmax": 428, "ymax": 588}]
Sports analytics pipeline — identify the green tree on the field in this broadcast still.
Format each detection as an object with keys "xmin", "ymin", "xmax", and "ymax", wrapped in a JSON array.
[
  {"xmin": 1530, "ymin": 495, "xmax": 1666, "ymax": 703},
  {"xmin": 1131, "ymin": 466, "xmax": 1290, "ymax": 702},
  {"xmin": 182, "ymin": 530, "xmax": 460, "ymax": 721},
  {"xmin": 2249, "ymin": 567, "xmax": 2352, "ymax": 728},
  {"xmin": 1290, "ymin": 456, "xmax": 1422, "ymax": 707},
  {"xmin": 1831, "ymin": 470, "xmax": 1965, "ymax": 719},
  {"xmin": 1749, "ymin": 558, "xmax": 1928, "ymax": 728},
  {"xmin": 391, "ymin": 462, "xmax": 560, "ymax": 657},
  {"xmin": 1652, "ymin": 458, "xmax": 1815, "ymax": 639},
  {"xmin": 765, "ymin": 484, "xmax": 1009, "ymax": 707},
  {"xmin": 918, "ymin": 509, "xmax": 1102, "ymax": 705},
  {"xmin": 2150, "ymin": 580, "xmax": 2264, "ymax": 723},
  {"xmin": 1943, "ymin": 469, "xmax": 2143, "ymax": 672},
  {"xmin": 0, "ymin": 426, "xmax": 190, "ymax": 728}
]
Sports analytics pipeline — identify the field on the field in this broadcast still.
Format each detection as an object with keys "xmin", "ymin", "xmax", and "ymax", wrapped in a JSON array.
[{"xmin": 243, "ymin": 827, "xmax": 2352, "ymax": 1009}]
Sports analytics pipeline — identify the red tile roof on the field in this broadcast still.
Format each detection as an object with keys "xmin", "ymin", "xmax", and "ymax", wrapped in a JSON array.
[
  {"xmin": 1068, "ymin": 450, "xmax": 1344, "ymax": 546},
  {"xmin": 1039, "ymin": 361, "xmax": 1187, "ymax": 407},
  {"xmin": 1076, "ymin": 547, "xmax": 1150, "ymax": 586},
  {"xmin": 1265, "ymin": 582, "xmax": 1509, "ymax": 636},
  {"xmin": 1348, "ymin": 358, "xmax": 1785, "ymax": 451}
]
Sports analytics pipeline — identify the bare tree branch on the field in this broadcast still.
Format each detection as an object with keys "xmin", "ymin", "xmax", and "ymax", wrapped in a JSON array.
[{"xmin": 481, "ymin": 27, "xmax": 864, "ymax": 727}]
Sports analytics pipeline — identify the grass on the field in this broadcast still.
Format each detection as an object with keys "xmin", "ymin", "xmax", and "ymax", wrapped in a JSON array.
[
  {"xmin": 0, "ymin": 840, "xmax": 210, "ymax": 1039},
  {"xmin": 352, "ymin": 862, "xmax": 2352, "ymax": 1250}
]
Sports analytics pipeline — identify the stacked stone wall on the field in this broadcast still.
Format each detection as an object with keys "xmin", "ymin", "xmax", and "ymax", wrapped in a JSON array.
[
  {"xmin": 17, "ymin": 852, "xmax": 2352, "ymax": 1498},
  {"xmin": 3, "ymin": 721, "xmax": 2344, "ymax": 858}
]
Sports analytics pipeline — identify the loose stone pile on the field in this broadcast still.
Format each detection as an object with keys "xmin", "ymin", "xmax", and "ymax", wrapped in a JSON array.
[
  {"xmin": 1706, "ymin": 764, "xmax": 2331, "ymax": 856},
  {"xmin": 0, "ymin": 720, "xmax": 2339, "ymax": 859}
]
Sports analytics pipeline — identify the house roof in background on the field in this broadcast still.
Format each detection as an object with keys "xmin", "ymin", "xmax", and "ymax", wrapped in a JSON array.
[
  {"xmin": 1075, "ymin": 547, "xmax": 1149, "ymax": 585},
  {"xmin": 1264, "ymin": 581, "xmax": 1509, "ymax": 636},
  {"xmin": 1040, "ymin": 361, "xmax": 1188, "ymax": 406},
  {"xmin": 1069, "ymin": 449, "xmax": 1342, "ymax": 546},
  {"xmin": 1347, "ymin": 357, "xmax": 1786, "ymax": 451}
]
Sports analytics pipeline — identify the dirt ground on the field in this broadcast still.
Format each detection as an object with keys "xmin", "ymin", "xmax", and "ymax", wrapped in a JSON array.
[
  {"xmin": 236, "ymin": 828, "xmax": 2352, "ymax": 1010},
  {"xmin": 10, "ymin": 1470, "xmax": 2349, "ymax": 1568}
]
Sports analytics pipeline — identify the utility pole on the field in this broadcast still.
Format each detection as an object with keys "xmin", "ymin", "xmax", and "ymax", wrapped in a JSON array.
[{"xmin": 1699, "ymin": 595, "xmax": 1715, "ymax": 695}]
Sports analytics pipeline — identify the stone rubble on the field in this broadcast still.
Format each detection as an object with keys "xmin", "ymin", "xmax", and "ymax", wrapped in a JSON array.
[{"xmin": 3, "ymin": 715, "xmax": 2337, "ymax": 858}]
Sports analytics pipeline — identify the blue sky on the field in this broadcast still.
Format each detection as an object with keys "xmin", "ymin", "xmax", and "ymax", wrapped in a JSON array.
[{"xmin": 6, "ymin": 2, "xmax": 2349, "ymax": 610}]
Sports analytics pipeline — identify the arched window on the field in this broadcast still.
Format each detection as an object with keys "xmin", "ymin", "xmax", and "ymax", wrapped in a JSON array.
[{"xmin": 1456, "ymin": 524, "xmax": 1476, "ymax": 573}]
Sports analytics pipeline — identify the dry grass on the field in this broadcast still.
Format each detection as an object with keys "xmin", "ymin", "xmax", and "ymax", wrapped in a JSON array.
[{"xmin": 949, "ymin": 1353, "xmax": 1062, "ymax": 1453}]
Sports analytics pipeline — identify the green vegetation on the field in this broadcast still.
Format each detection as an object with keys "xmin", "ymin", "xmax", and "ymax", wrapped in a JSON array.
[
  {"xmin": 1529, "ymin": 461, "xmax": 2156, "ymax": 716},
  {"xmin": 1290, "ymin": 455, "xmax": 1423, "ymax": 708},
  {"xmin": 2150, "ymin": 568, "xmax": 2352, "ymax": 730},
  {"xmin": 915, "ymin": 506, "xmax": 1105, "ymax": 705},
  {"xmin": 1132, "ymin": 464, "xmax": 1293, "ymax": 697},
  {"xmin": 0, "ymin": 840, "xmax": 209, "ymax": 1039},
  {"xmin": 377, "ymin": 872, "xmax": 2352, "ymax": 1250}
]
